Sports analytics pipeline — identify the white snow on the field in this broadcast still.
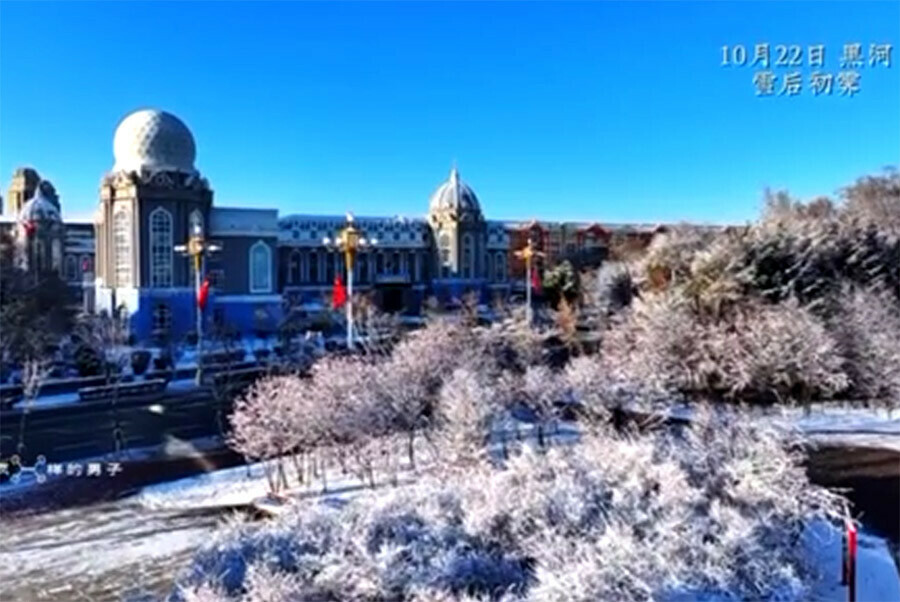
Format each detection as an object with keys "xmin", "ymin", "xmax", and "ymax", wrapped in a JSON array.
[{"xmin": 805, "ymin": 519, "xmax": 900, "ymax": 602}]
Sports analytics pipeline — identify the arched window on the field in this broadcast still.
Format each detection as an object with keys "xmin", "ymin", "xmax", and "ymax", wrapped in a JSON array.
[
  {"xmin": 289, "ymin": 250, "xmax": 301, "ymax": 284},
  {"xmin": 51, "ymin": 239, "xmax": 62, "ymax": 271},
  {"xmin": 150, "ymin": 207, "xmax": 173, "ymax": 288},
  {"xmin": 113, "ymin": 208, "xmax": 132, "ymax": 287},
  {"xmin": 325, "ymin": 252, "xmax": 335, "ymax": 282},
  {"xmin": 249, "ymin": 241, "xmax": 272, "ymax": 293},
  {"xmin": 34, "ymin": 240, "xmax": 45, "ymax": 272},
  {"xmin": 393, "ymin": 251, "xmax": 401, "ymax": 275},
  {"xmin": 462, "ymin": 233, "xmax": 474, "ymax": 279},
  {"xmin": 65, "ymin": 255, "xmax": 78, "ymax": 281},
  {"xmin": 376, "ymin": 251, "xmax": 384, "ymax": 275},
  {"xmin": 439, "ymin": 232, "xmax": 451, "ymax": 277},
  {"xmin": 309, "ymin": 251, "xmax": 318, "ymax": 283},
  {"xmin": 357, "ymin": 253, "xmax": 368, "ymax": 283},
  {"xmin": 409, "ymin": 251, "xmax": 417, "ymax": 280},
  {"xmin": 486, "ymin": 253, "xmax": 494, "ymax": 282},
  {"xmin": 495, "ymin": 252, "xmax": 506, "ymax": 282},
  {"xmin": 439, "ymin": 233, "xmax": 451, "ymax": 266}
]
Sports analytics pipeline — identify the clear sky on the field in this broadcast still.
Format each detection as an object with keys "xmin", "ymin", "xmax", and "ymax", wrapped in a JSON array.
[{"xmin": 1, "ymin": 1, "xmax": 898, "ymax": 224}]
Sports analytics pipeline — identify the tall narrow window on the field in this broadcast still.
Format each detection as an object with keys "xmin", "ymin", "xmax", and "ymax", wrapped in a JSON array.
[
  {"xmin": 496, "ymin": 252, "xmax": 506, "ymax": 282},
  {"xmin": 113, "ymin": 208, "xmax": 132, "ymax": 287},
  {"xmin": 289, "ymin": 250, "xmax": 301, "ymax": 284},
  {"xmin": 439, "ymin": 233, "xmax": 451, "ymax": 277},
  {"xmin": 409, "ymin": 251, "xmax": 417, "ymax": 280},
  {"xmin": 35, "ymin": 240, "xmax": 46, "ymax": 272},
  {"xmin": 65, "ymin": 255, "xmax": 78, "ymax": 281},
  {"xmin": 51, "ymin": 239, "xmax": 62, "ymax": 271},
  {"xmin": 462, "ymin": 233, "xmax": 474, "ymax": 278},
  {"xmin": 325, "ymin": 252, "xmax": 335, "ymax": 282},
  {"xmin": 357, "ymin": 253, "xmax": 368, "ymax": 284},
  {"xmin": 309, "ymin": 251, "xmax": 319, "ymax": 283},
  {"xmin": 249, "ymin": 241, "xmax": 272, "ymax": 293},
  {"xmin": 150, "ymin": 207, "xmax": 173, "ymax": 287}
]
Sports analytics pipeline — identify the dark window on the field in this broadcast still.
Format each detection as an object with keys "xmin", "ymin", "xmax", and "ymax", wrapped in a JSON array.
[
  {"xmin": 358, "ymin": 254, "xmax": 368, "ymax": 283},
  {"xmin": 326, "ymin": 253, "xmax": 335, "ymax": 282},
  {"xmin": 289, "ymin": 251, "xmax": 301, "ymax": 284},
  {"xmin": 309, "ymin": 252, "xmax": 319, "ymax": 283}
]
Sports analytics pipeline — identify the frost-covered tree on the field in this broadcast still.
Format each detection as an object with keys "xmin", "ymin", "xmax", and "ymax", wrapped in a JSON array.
[
  {"xmin": 177, "ymin": 415, "xmax": 841, "ymax": 602},
  {"xmin": 830, "ymin": 285, "xmax": 900, "ymax": 407},
  {"xmin": 435, "ymin": 367, "xmax": 499, "ymax": 466}
]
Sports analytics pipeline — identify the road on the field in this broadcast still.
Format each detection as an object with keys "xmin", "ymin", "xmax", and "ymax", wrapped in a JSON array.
[{"xmin": 0, "ymin": 387, "xmax": 231, "ymax": 466}]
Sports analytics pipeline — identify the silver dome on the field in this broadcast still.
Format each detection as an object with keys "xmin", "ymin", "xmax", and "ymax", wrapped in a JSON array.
[
  {"xmin": 428, "ymin": 167, "xmax": 481, "ymax": 216},
  {"xmin": 19, "ymin": 182, "xmax": 61, "ymax": 224},
  {"xmin": 113, "ymin": 109, "xmax": 197, "ymax": 174}
]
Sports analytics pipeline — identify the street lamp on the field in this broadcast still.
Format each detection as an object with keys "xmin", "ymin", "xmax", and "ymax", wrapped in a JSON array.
[
  {"xmin": 323, "ymin": 213, "xmax": 376, "ymax": 349},
  {"xmin": 175, "ymin": 220, "xmax": 222, "ymax": 384},
  {"xmin": 514, "ymin": 237, "xmax": 544, "ymax": 325}
]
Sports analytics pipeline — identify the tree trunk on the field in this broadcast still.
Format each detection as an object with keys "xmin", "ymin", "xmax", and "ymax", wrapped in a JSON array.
[
  {"xmin": 407, "ymin": 430, "xmax": 416, "ymax": 469},
  {"xmin": 290, "ymin": 452, "xmax": 303, "ymax": 485}
]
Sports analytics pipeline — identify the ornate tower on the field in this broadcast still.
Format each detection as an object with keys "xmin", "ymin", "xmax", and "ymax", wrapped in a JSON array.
[
  {"xmin": 6, "ymin": 168, "xmax": 59, "ymax": 215},
  {"xmin": 426, "ymin": 166, "xmax": 486, "ymax": 280},
  {"xmin": 95, "ymin": 109, "xmax": 213, "ymax": 337},
  {"xmin": 15, "ymin": 180, "xmax": 64, "ymax": 276}
]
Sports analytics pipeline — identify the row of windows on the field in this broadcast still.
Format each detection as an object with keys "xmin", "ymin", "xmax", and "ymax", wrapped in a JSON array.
[
  {"xmin": 113, "ymin": 207, "xmax": 273, "ymax": 294},
  {"xmin": 284, "ymin": 249, "xmax": 428, "ymax": 285}
]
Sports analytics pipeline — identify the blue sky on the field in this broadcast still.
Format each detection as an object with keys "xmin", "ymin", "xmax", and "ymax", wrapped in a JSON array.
[{"xmin": 1, "ymin": 1, "xmax": 897, "ymax": 224}]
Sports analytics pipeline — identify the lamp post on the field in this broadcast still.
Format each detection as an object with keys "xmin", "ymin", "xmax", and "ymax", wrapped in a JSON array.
[
  {"xmin": 175, "ymin": 221, "xmax": 221, "ymax": 384},
  {"xmin": 324, "ymin": 213, "xmax": 375, "ymax": 350},
  {"xmin": 514, "ymin": 237, "xmax": 544, "ymax": 325}
]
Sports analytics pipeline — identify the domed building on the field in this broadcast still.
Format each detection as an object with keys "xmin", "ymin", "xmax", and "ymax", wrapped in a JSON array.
[
  {"xmin": 0, "ymin": 168, "xmax": 96, "ymax": 309},
  {"xmin": 5, "ymin": 107, "xmax": 667, "ymax": 346},
  {"xmin": 94, "ymin": 109, "xmax": 281, "ymax": 341},
  {"xmin": 15, "ymin": 180, "xmax": 64, "ymax": 274}
]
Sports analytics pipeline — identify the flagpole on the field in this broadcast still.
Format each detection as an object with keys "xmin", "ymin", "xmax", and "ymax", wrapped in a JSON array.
[
  {"xmin": 195, "ymin": 252, "xmax": 203, "ymax": 383},
  {"xmin": 176, "ymin": 221, "xmax": 221, "ymax": 386},
  {"xmin": 525, "ymin": 254, "xmax": 532, "ymax": 325},
  {"xmin": 325, "ymin": 213, "xmax": 373, "ymax": 352},
  {"xmin": 515, "ymin": 237, "xmax": 543, "ymax": 328},
  {"xmin": 346, "ymin": 249, "xmax": 353, "ymax": 350}
]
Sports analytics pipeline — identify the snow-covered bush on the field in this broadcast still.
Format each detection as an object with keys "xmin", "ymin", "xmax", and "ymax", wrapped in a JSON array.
[
  {"xmin": 435, "ymin": 367, "xmax": 502, "ymax": 465},
  {"xmin": 830, "ymin": 285, "xmax": 900, "ymax": 407},
  {"xmin": 175, "ymin": 415, "xmax": 840, "ymax": 602},
  {"xmin": 599, "ymin": 291, "xmax": 849, "ymax": 405}
]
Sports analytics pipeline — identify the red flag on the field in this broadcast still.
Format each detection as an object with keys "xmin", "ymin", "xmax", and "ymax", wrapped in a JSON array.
[
  {"xmin": 332, "ymin": 274, "xmax": 347, "ymax": 309},
  {"xmin": 531, "ymin": 265, "xmax": 542, "ymax": 295},
  {"xmin": 197, "ymin": 277, "xmax": 211, "ymax": 311},
  {"xmin": 22, "ymin": 221, "xmax": 36, "ymax": 237}
]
